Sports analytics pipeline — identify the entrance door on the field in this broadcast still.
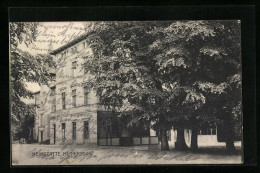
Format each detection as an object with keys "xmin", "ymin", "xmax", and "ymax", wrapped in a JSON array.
[
  {"xmin": 72, "ymin": 122, "xmax": 76, "ymax": 142},
  {"xmin": 84, "ymin": 121, "xmax": 89, "ymax": 144},
  {"xmin": 53, "ymin": 124, "xmax": 56, "ymax": 144},
  {"xmin": 40, "ymin": 131, "xmax": 43, "ymax": 143}
]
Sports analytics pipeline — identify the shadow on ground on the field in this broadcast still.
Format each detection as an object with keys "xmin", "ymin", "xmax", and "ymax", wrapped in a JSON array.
[{"xmin": 189, "ymin": 146, "xmax": 242, "ymax": 155}]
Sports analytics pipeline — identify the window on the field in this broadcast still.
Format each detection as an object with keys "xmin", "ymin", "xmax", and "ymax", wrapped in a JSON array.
[
  {"xmin": 52, "ymin": 124, "xmax": 56, "ymax": 144},
  {"xmin": 70, "ymin": 47, "xmax": 77, "ymax": 54},
  {"xmin": 84, "ymin": 121, "xmax": 89, "ymax": 139},
  {"xmin": 63, "ymin": 52, "xmax": 66, "ymax": 57},
  {"xmin": 40, "ymin": 114, "xmax": 43, "ymax": 126},
  {"xmin": 50, "ymin": 88, "xmax": 56, "ymax": 112},
  {"xmin": 50, "ymin": 74, "xmax": 56, "ymax": 81},
  {"xmin": 84, "ymin": 87, "xmax": 89, "ymax": 105},
  {"xmin": 72, "ymin": 61, "xmax": 77, "ymax": 77},
  {"xmin": 72, "ymin": 122, "xmax": 76, "ymax": 140},
  {"xmin": 62, "ymin": 123, "xmax": 66, "ymax": 139},
  {"xmin": 62, "ymin": 92, "xmax": 66, "ymax": 109},
  {"xmin": 72, "ymin": 89, "xmax": 76, "ymax": 107},
  {"xmin": 113, "ymin": 62, "xmax": 120, "ymax": 70},
  {"xmin": 84, "ymin": 63, "xmax": 88, "ymax": 74},
  {"xmin": 83, "ymin": 42, "xmax": 87, "ymax": 49},
  {"xmin": 52, "ymin": 99, "xmax": 56, "ymax": 112},
  {"xmin": 50, "ymin": 87, "xmax": 55, "ymax": 96},
  {"xmin": 72, "ymin": 61, "xmax": 77, "ymax": 69}
]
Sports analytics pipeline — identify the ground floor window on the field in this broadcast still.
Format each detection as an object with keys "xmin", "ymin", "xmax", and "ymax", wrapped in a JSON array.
[
  {"xmin": 52, "ymin": 124, "xmax": 56, "ymax": 144},
  {"xmin": 62, "ymin": 123, "xmax": 66, "ymax": 139},
  {"xmin": 40, "ymin": 131, "xmax": 43, "ymax": 143},
  {"xmin": 72, "ymin": 122, "xmax": 76, "ymax": 139},
  {"xmin": 84, "ymin": 121, "xmax": 89, "ymax": 139}
]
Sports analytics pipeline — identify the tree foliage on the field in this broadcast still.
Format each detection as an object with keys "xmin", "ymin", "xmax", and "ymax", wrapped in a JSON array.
[
  {"xmin": 82, "ymin": 21, "xmax": 241, "ymax": 150},
  {"xmin": 10, "ymin": 22, "xmax": 55, "ymax": 142}
]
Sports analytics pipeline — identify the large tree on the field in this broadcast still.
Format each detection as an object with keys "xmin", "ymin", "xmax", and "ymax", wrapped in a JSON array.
[
  {"xmin": 152, "ymin": 20, "xmax": 241, "ymax": 151},
  {"xmin": 81, "ymin": 21, "xmax": 241, "ymax": 151},
  {"xmin": 83, "ymin": 21, "xmax": 175, "ymax": 150},
  {"xmin": 10, "ymin": 22, "xmax": 54, "ymax": 142}
]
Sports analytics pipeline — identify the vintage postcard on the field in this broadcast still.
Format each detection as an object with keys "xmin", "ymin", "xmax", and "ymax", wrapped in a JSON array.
[{"xmin": 10, "ymin": 21, "xmax": 243, "ymax": 165}]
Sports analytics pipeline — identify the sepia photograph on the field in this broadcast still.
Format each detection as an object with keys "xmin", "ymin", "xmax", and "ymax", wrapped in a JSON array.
[{"xmin": 10, "ymin": 21, "xmax": 243, "ymax": 165}]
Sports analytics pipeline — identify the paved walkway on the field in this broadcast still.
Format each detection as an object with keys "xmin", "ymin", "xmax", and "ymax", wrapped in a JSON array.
[{"xmin": 11, "ymin": 143, "xmax": 242, "ymax": 165}]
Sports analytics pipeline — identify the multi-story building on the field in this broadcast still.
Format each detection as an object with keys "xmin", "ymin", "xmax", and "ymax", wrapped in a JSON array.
[{"xmin": 33, "ymin": 35, "xmax": 159, "ymax": 146}]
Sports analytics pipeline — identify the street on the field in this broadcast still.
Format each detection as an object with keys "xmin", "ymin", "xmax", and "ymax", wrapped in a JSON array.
[{"xmin": 12, "ymin": 143, "xmax": 242, "ymax": 165}]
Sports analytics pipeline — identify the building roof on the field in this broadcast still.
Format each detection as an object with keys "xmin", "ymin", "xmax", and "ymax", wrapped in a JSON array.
[{"xmin": 49, "ymin": 33, "xmax": 89, "ymax": 55}]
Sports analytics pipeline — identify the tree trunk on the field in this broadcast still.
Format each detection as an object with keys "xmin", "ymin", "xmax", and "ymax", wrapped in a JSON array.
[
  {"xmin": 226, "ymin": 136, "xmax": 236, "ymax": 152},
  {"xmin": 175, "ymin": 129, "xmax": 189, "ymax": 150},
  {"xmin": 191, "ymin": 128, "xmax": 198, "ymax": 151},
  {"xmin": 160, "ymin": 129, "xmax": 170, "ymax": 151},
  {"xmin": 224, "ymin": 114, "xmax": 236, "ymax": 153},
  {"xmin": 226, "ymin": 139, "xmax": 235, "ymax": 151}
]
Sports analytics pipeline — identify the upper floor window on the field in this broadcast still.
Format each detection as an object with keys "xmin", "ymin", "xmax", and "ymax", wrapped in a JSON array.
[
  {"xmin": 52, "ymin": 99, "xmax": 56, "ymax": 113},
  {"xmin": 72, "ymin": 47, "xmax": 77, "ymax": 54},
  {"xmin": 62, "ymin": 92, "xmax": 66, "ymax": 109},
  {"xmin": 51, "ymin": 88, "xmax": 56, "ymax": 112},
  {"xmin": 72, "ymin": 61, "xmax": 77, "ymax": 69},
  {"xmin": 84, "ymin": 63, "xmax": 88, "ymax": 74},
  {"xmin": 113, "ymin": 62, "xmax": 120, "ymax": 71},
  {"xmin": 40, "ymin": 114, "xmax": 43, "ymax": 126},
  {"xmin": 72, "ymin": 89, "xmax": 76, "ymax": 107},
  {"xmin": 61, "ymin": 51, "xmax": 68, "ymax": 58},
  {"xmin": 50, "ymin": 74, "xmax": 56, "ymax": 82},
  {"xmin": 83, "ymin": 42, "xmax": 87, "ymax": 49},
  {"xmin": 34, "ymin": 93, "xmax": 40, "ymax": 105},
  {"xmin": 50, "ymin": 87, "xmax": 56, "ymax": 96},
  {"xmin": 84, "ymin": 87, "xmax": 89, "ymax": 105},
  {"xmin": 72, "ymin": 61, "xmax": 77, "ymax": 77}
]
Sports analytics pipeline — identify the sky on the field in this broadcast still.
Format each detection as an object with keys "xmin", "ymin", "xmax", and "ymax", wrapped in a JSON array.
[
  {"xmin": 18, "ymin": 22, "xmax": 88, "ymax": 55},
  {"xmin": 17, "ymin": 22, "xmax": 89, "ymax": 104}
]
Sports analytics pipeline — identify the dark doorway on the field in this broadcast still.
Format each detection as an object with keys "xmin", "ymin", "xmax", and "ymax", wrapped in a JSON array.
[
  {"xmin": 83, "ymin": 121, "xmax": 89, "ymax": 144},
  {"xmin": 40, "ymin": 131, "xmax": 43, "ymax": 143},
  {"xmin": 84, "ymin": 121, "xmax": 89, "ymax": 139},
  {"xmin": 72, "ymin": 122, "xmax": 76, "ymax": 140},
  {"xmin": 53, "ymin": 124, "xmax": 56, "ymax": 144}
]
